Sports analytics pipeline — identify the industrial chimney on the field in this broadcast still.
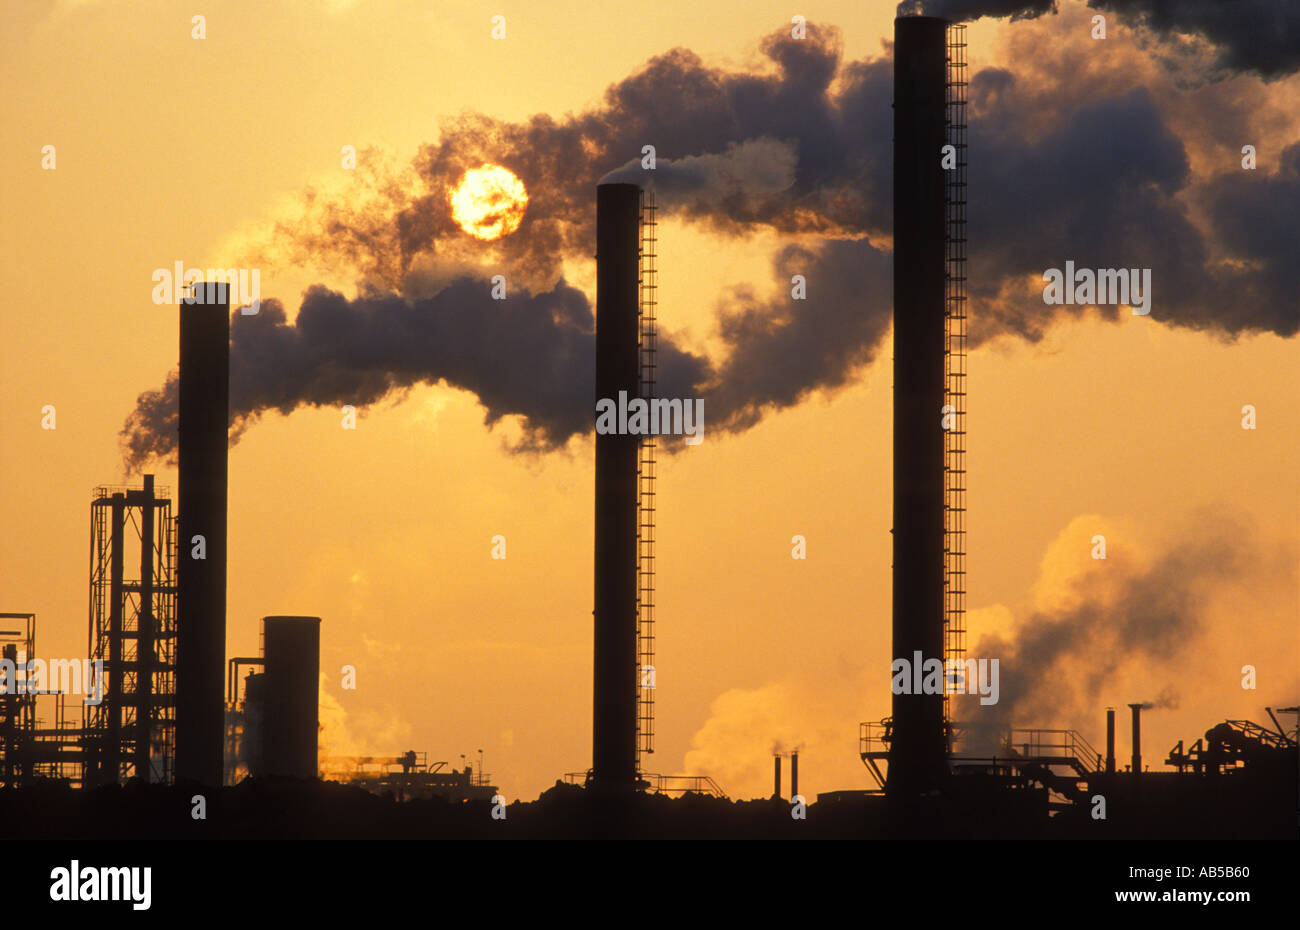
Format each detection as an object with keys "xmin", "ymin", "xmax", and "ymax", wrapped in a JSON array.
[
  {"xmin": 591, "ymin": 182, "xmax": 641, "ymax": 792},
  {"xmin": 1105, "ymin": 708, "xmax": 1116, "ymax": 773},
  {"xmin": 1129, "ymin": 703, "xmax": 1143, "ymax": 775},
  {"xmin": 886, "ymin": 14, "xmax": 951, "ymax": 797},
  {"xmin": 175, "ymin": 281, "xmax": 230, "ymax": 787}
]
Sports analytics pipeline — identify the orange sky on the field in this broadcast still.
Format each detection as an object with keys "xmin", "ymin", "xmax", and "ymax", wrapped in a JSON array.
[{"xmin": 1, "ymin": 0, "xmax": 1296, "ymax": 802}]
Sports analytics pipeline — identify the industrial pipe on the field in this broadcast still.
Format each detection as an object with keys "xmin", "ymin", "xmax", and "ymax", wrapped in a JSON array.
[
  {"xmin": 1129, "ymin": 703, "xmax": 1142, "ymax": 775},
  {"xmin": 1106, "ymin": 708, "xmax": 1115, "ymax": 773}
]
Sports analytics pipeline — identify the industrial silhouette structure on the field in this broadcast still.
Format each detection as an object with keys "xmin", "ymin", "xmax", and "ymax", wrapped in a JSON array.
[
  {"xmin": 0, "ymin": 14, "xmax": 1294, "ymax": 840},
  {"xmin": 885, "ymin": 14, "xmax": 965, "ymax": 796},
  {"xmin": 590, "ymin": 181, "xmax": 662, "ymax": 793},
  {"xmin": 320, "ymin": 750, "xmax": 498, "ymax": 803},
  {"xmin": 224, "ymin": 617, "xmax": 321, "ymax": 781},
  {"xmin": 176, "ymin": 281, "xmax": 231, "ymax": 787},
  {"xmin": 0, "ymin": 285, "xmax": 326, "ymax": 793},
  {"xmin": 85, "ymin": 476, "xmax": 177, "ymax": 786},
  {"xmin": 591, "ymin": 182, "xmax": 643, "ymax": 792}
]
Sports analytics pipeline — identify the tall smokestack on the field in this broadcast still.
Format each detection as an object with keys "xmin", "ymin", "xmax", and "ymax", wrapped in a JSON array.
[
  {"xmin": 1105, "ymin": 708, "xmax": 1116, "ymax": 773},
  {"xmin": 773, "ymin": 754, "xmax": 782, "ymax": 799},
  {"xmin": 1129, "ymin": 703, "xmax": 1142, "ymax": 775},
  {"xmin": 790, "ymin": 751, "xmax": 799, "ymax": 798},
  {"xmin": 175, "ymin": 281, "xmax": 229, "ymax": 786},
  {"xmin": 592, "ymin": 182, "xmax": 641, "ymax": 792},
  {"xmin": 887, "ymin": 15, "xmax": 950, "ymax": 797}
]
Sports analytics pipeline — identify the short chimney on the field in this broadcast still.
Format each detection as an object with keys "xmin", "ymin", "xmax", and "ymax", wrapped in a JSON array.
[{"xmin": 1129, "ymin": 703, "xmax": 1142, "ymax": 775}]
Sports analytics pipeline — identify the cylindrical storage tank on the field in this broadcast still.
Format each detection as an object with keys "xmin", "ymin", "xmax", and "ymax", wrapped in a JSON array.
[
  {"xmin": 242, "ymin": 671, "xmax": 266, "ymax": 777},
  {"xmin": 261, "ymin": 617, "xmax": 321, "ymax": 779}
]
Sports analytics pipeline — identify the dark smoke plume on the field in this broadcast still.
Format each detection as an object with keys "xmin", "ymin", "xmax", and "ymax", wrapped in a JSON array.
[
  {"xmin": 898, "ymin": 0, "xmax": 1057, "ymax": 22},
  {"xmin": 123, "ymin": 20, "xmax": 1297, "ymax": 467},
  {"xmin": 123, "ymin": 279, "xmax": 708, "ymax": 469},
  {"xmin": 968, "ymin": 80, "xmax": 1300, "ymax": 343},
  {"xmin": 254, "ymin": 17, "xmax": 1292, "ymax": 342},
  {"xmin": 121, "ymin": 235, "xmax": 891, "ymax": 469},
  {"xmin": 1096, "ymin": 0, "xmax": 1300, "ymax": 80},
  {"xmin": 705, "ymin": 238, "xmax": 892, "ymax": 433},
  {"xmin": 901, "ymin": 0, "xmax": 1300, "ymax": 80},
  {"xmin": 260, "ymin": 23, "xmax": 890, "ymax": 293},
  {"xmin": 1139, "ymin": 687, "xmax": 1180, "ymax": 712}
]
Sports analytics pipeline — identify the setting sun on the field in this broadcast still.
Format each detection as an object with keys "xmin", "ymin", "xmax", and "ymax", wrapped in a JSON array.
[{"xmin": 449, "ymin": 164, "xmax": 528, "ymax": 240}]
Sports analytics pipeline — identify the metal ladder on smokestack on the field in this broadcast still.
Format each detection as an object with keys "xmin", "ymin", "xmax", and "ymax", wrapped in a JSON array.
[
  {"xmin": 943, "ymin": 24, "xmax": 968, "ymax": 746},
  {"xmin": 636, "ymin": 188, "xmax": 658, "ymax": 765}
]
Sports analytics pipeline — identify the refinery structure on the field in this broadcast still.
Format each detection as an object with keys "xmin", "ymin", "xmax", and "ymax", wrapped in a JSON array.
[{"xmin": 0, "ymin": 14, "xmax": 1294, "ymax": 838}]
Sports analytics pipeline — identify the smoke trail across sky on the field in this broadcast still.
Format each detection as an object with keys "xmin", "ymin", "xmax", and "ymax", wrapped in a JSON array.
[
  {"xmin": 954, "ymin": 513, "xmax": 1299, "ymax": 740},
  {"xmin": 121, "ymin": 237, "xmax": 893, "ymax": 469},
  {"xmin": 122, "ymin": 13, "xmax": 1298, "ymax": 468},
  {"xmin": 901, "ymin": 0, "xmax": 1300, "ymax": 79}
]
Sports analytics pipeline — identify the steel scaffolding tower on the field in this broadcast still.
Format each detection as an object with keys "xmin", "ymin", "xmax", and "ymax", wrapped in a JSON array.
[
  {"xmin": 636, "ymin": 187, "xmax": 658, "ymax": 765},
  {"xmin": 0, "ymin": 613, "xmax": 37, "ymax": 786},
  {"xmin": 943, "ymin": 23, "xmax": 969, "ymax": 740},
  {"xmin": 84, "ymin": 475, "xmax": 177, "ymax": 784}
]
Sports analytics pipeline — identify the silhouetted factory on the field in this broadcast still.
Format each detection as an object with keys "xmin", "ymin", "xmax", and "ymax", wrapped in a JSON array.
[
  {"xmin": 852, "ymin": 15, "xmax": 1297, "ymax": 832},
  {"xmin": 226, "ymin": 617, "xmax": 321, "ymax": 780},
  {"xmin": 0, "ymin": 283, "xmax": 325, "ymax": 790},
  {"xmin": 578, "ymin": 14, "xmax": 1295, "ymax": 830},
  {"xmin": 0, "ymin": 13, "xmax": 1294, "ymax": 841}
]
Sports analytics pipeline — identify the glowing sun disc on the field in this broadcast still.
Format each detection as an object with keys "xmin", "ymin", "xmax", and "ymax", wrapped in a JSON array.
[{"xmin": 450, "ymin": 164, "xmax": 528, "ymax": 240}]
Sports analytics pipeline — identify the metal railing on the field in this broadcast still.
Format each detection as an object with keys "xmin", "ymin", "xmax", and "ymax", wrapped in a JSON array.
[
  {"xmin": 860, "ymin": 720, "xmax": 1104, "ymax": 784},
  {"xmin": 998, "ymin": 728, "xmax": 1102, "ymax": 774}
]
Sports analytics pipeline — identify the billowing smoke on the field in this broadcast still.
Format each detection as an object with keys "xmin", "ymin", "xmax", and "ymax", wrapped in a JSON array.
[
  {"xmin": 900, "ymin": 0, "xmax": 1300, "ymax": 79},
  {"xmin": 1139, "ymin": 687, "xmax": 1180, "ymax": 712},
  {"xmin": 599, "ymin": 138, "xmax": 800, "ymax": 206},
  {"xmin": 968, "ymin": 78, "xmax": 1300, "ymax": 343},
  {"xmin": 245, "ymin": 17, "xmax": 1295, "ymax": 343},
  {"xmin": 682, "ymin": 681, "xmax": 851, "ymax": 799},
  {"xmin": 955, "ymin": 529, "xmax": 1249, "ymax": 738},
  {"xmin": 1093, "ymin": 0, "xmax": 1300, "ymax": 80},
  {"xmin": 255, "ymin": 24, "xmax": 891, "ymax": 293},
  {"xmin": 122, "ymin": 375, "xmax": 179, "ymax": 471},
  {"xmin": 706, "ymin": 239, "xmax": 891, "ymax": 433},
  {"xmin": 121, "ymin": 278, "xmax": 710, "ymax": 469},
  {"xmin": 122, "ymin": 18, "xmax": 1298, "ymax": 467},
  {"xmin": 121, "ymin": 235, "xmax": 891, "ymax": 468},
  {"xmin": 1200, "ymin": 142, "xmax": 1300, "ymax": 320},
  {"xmin": 898, "ymin": 0, "xmax": 1057, "ymax": 22}
]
